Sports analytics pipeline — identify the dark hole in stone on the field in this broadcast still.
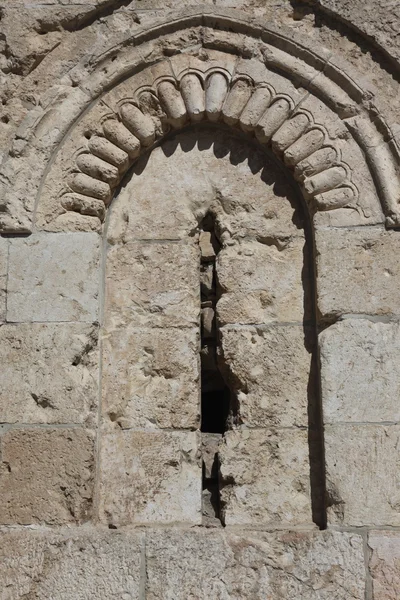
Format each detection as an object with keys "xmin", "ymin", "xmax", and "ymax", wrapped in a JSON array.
[{"xmin": 199, "ymin": 212, "xmax": 231, "ymax": 526}]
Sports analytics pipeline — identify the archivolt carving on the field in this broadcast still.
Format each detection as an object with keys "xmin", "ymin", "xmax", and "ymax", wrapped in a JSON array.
[
  {"xmin": 1, "ymin": 8, "xmax": 400, "ymax": 231},
  {"xmin": 65, "ymin": 66, "xmax": 355, "ymax": 221}
]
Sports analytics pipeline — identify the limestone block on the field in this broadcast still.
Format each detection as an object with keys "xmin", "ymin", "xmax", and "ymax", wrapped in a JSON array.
[
  {"xmin": 99, "ymin": 429, "xmax": 201, "ymax": 526},
  {"xmin": 0, "ymin": 428, "xmax": 95, "ymax": 525},
  {"xmin": 217, "ymin": 237, "xmax": 311, "ymax": 325},
  {"xmin": 7, "ymin": 233, "xmax": 100, "ymax": 322},
  {"xmin": 0, "ymin": 236, "xmax": 7, "ymax": 322},
  {"xmin": 315, "ymin": 227, "xmax": 400, "ymax": 320},
  {"xmin": 102, "ymin": 326, "xmax": 199, "ymax": 429},
  {"xmin": 220, "ymin": 325, "xmax": 313, "ymax": 427},
  {"xmin": 146, "ymin": 529, "xmax": 365, "ymax": 600},
  {"xmin": 219, "ymin": 428, "xmax": 312, "ymax": 526},
  {"xmin": 0, "ymin": 528, "xmax": 144, "ymax": 600},
  {"xmin": 106, "ymin": 128, "xmax": 302, "ymax": 244},
  {"xmin": 0, "ymin": 323, "xmax": 99, "ymax": 425},
  {"xmin": 320, "ymin": 319, "xmax": 400, "ymax": 423},
  {"xmin": 325, "ymin": 424, "xmax": 400, "ymax": 526},
  {"xmin": 105, "ymin": 240, "xmax": 199, "ymax": 328},
  {"xmin": 369, "ymin": 531, "xmax": 400, "ymax": 600}
]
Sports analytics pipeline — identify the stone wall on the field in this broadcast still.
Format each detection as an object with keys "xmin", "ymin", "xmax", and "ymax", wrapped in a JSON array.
[{"xmin": 1, "ymin": 2, "xmax": 400, "ymax": 599}]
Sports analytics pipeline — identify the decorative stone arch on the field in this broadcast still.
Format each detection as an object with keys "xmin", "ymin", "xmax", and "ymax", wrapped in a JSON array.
[{"xmin": 1, "ymin": 7, "xmax": 400, "ymax": 232}]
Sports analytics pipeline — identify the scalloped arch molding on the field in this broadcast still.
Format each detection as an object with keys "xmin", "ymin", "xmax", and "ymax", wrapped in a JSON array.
[{"xmin": 2, "ymin": 7, "xmax": 400, "ymax": 232}]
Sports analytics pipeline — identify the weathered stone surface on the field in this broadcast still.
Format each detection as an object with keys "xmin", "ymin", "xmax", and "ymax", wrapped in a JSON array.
[
  {"xmin": 217, "ymin": 237, "xmax": 311, "ymax": 325},
  {"xmin": 315, "ymin": 227, "xmax": 400, "ymax": 320},
  {"xmin": 105, "ymin": 240, "xmax": 199, "ymax": 328},
  {"xmin": 320, "ymin": 318, "xmax": 400, "ymax": 423},
  {"xmin": 99, "ymin": 429, "xmax": 201, "ymax": 526},
  {"xmin": 102, "ymin": 326, "xmax": 199, "ymax": 429},
  {"xmin": 0, "ymin": 237, "xmax": 7, "ymax": 322},
  {"xmin": 219, "ymin": 428, "xmax": 312, "ymax": 526},
  {"xmin": 0, "ymin": 323, "xmax": 99, "ymax": 424},
  {"xmin": 325, "ymin": 424, "xmax": 400, "ymax": 526},
  {"xmin": 221, "ymin": 325, "xmax": 313, "ymax": 427},
  {"xmin": 369, "ymin": 531, "xmax": 400, "ymax": 600},
  {"xmin": 0, "ymin": 428, "xmax": 94, "ymax": 525},
  {"xmin": 107, "ymin": 128, "xmax": 303, "ymax": 244},
  {"xmin": 146, "ymin": 529, "xmax": 365, "ymax": 599},
  {"xmin": 0, "ymin": 528, "xmax": 144, "ymax": 600},
  {"xmin": 7, "ymin": 233, "xmax": 100, "ymax": 322}
]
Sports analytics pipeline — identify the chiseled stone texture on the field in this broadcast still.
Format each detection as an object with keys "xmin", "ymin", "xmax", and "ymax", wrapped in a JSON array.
[
  {"xmin": 217, "ymin": 237, "xmax": 311, "ymax": 325},
  {"xmin": 325, "ymin": 424, "xmax": 400, "ymax": 526},
  {"xmin": 99, "ymin": 429, "xmax": 201, "ymax": 526},
  {"xmin": 0, "ymin": 428, "xmax": 95, "ymax": 525},
  {"xmin": 320, "ymin": 318, "xmax": 400, "ymax": 423},
  {"xmin": 7, "ymin": 233, "xmax": 100, "ymax": 322},
  {"xmin": 105, "ymin": 240, "xmax": 199, "ymax": 329},
  {"xmin": 107, "ymin": 128, "xmax": 303, "ymax": 244},
  {"xmin": 315, "ymin": 227, "xmax": 400, "ymax": 320},
  {"xmin": 369, "ymin": 531, "xmax": 400, "ymax": 600},
  {"xmin": 102, "ymin": 325, "xmax": 199, "ymax": 429},
  {"xmin": 0, "ymin": 237, "xmax": 7, "ymax": 322},
  {"xmin": 0, "ymin": 323, "xmax": 99, "ymax": 425},
  {"xmin": 0, "ymin": 528, "xmax": 144, "ymax": 600},
  {"xmin": 146, "ymin": 529, "xmax": 365, "ymax": 600},
  {"xmin": 219, "ymin": 428, "xmax": 312, "ymax": 526},
  {"xmin": 220, "ymin": 325, "xmax": 312, "ymax": 427}
]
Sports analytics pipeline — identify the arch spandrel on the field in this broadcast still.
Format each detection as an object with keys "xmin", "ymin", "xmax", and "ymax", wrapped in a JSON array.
[{"xmin": 1, "ymin": 8, "xmax": 399, "ymax": 232}]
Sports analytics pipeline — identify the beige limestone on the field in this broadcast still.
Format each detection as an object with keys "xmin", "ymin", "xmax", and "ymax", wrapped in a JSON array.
[
  {"xmin": 0, "ymin": 237, "xmax": 7, "ymax": 322},
  {"xmin": 146, "ymin": 529, "xmax": 365, "ymax": 599},
  {"xmin": 320, "ymin": 318, "xmax": 400, "ymax": 423},
  {"xmin": 99, "ymin": 429, "xmax": 201, "ymax": 526},
  {"xmin": 315, "ymin": 227, "xmax": 400, "ymax": 320},
  {"xmin": 219, "ymin": 428, "xmax": 312, "ymax": 526},
  {"xmin": 220, "ymin": 325, "xmax": 313, "ymax": 427},
  {"xmin": 325, "ymin": 424, "xmax": 400, "ymax": 526},
  {"xmin": 369, "ymin": 531, "xmax": 400, "ymax": 600},
  {"xmin": 0, "ymin": 528, "xmax": 144, "ymax": 600},
  {"xmin": 105, "ymin": 240, "xmax": 199, "ymax": 329},
  {"xmin": 217, "ymin": 237, "xmax": 311, "ymax": 325},
  {"xmin": 0, "ymin": 323, "xmax": 99, "ymax": 425},
  {"xmin": 106, "ymin": 128, "xmax": 303, "ymax": 244},
  {"xmin": 0, "ymin": 428, "xmax": 94, "ymax": 525},
  {"xmin": 102, "ymin": 326, "xmax": 199, "ymax": 429},
  {"xmin": 7, "ymin": 233, "xmax": 100, "ymax": 322}
]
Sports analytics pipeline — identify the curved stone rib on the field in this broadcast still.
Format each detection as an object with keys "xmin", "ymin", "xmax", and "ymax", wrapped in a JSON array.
[
  {"xmin": 284, "ymin": 129, "xmax": 325, "ymax": 167},
  {"xmin": 240, "ymin": 87, "xmax": 272, "ymax": 132},
  {"xmin": 180, "ymin": 74, "xmax": 205, "ymax": 122},
  {"xmin": 102, "ymin": 120, "xmax": 141, "ymax": 159},
  {"xmin": 314, "ymin": 186, "xmax": 355, "ymax": 211},
  {"xmin": 255, "ymin": 98, "xmax": 292, "ymax": 143},
  {"xmin": 120, "ymin": 104, "xmax": 156, "ymax": 146},
  {"xmin": 205, "ymin": 72, "xmax": 229, "ymax": 122},
  {"xmin": 271, "ymin": 113, "xmax": 311, "ymax": 154},
  {"xmin": 76, "ymin": 154, "xmax": 120, "ymax": 186},
  {"xmin": 294, "ymin": 147, "xmax": 339, "ymax": 182},
  {"xmin": 70, "ymin": 173, "xmax": 112, "ymax": 204},
  {"xmin": 61, "ymin": 193, "xmax": 106, "ymax": 221},
  {"xmin": 222, "ymin": 79, "xmax": 252, "ymax": 126},
  {"xmin": 303, "ymin": 166, "xmax": 347, "ymax": 198},
  {"xmin": 88, "ymin": 136, "xmax": 130, "ymax": 173},
  {"xmin": 157, "ymin": 81, "xmax": 187, "ymax": 129}
]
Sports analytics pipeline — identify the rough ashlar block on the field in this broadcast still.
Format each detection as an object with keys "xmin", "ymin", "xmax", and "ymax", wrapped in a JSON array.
[
  {"xmin": 0, "ymin": 529, "xmax": 144, "ymax": 599},
  {"xmin": 0, "ymin": 323, "xmax": 99, "ymax": 424},
  {"xmin": 0, "ymin": 236, "xmax": 7, "ymax": 322},
  {"xmin": 217, "ymin": 237, "xmax": 311, "ymax": 325},
  {"xmin": 369, "ymin": 531, "xmax": 400, "ymax": 600},
  {"xmin": 320, "ymin": 318, "xmax": 400, "ymax": 423},
  {"xmin": 219, "ymin": 428, "xmax": 313, "ymax": 526},
  {"xmin": 146, "ymin": 529, "xmax": 365, "ymax": 600},
  {"xmin": 105, "ymin": 241, "xmax": 199, "ymax": 328},
  {"xmin": 325, "ymin": 424, "xmax": 400, "ymax": 526},
  {"xmin": 102, "ymin": 326, "xmax": 199, "ymax": 429},
  {"xmin": 315, "ymin": 227, "xmax": 400, "ymax": 320},
  {"xmin": 220, "ymin": 325, "xmax": 313, "ymax": 427},
  {"xmin": 99, "ymin": 429, "xmax": 201, "ymax": 526},
  {"xmin": 7, "ymin": 233, "xmax": 100, "ymax": 322},
  {"xmin": 0, "ymin": 428, "xmax": 95, "ymax": 525}
]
